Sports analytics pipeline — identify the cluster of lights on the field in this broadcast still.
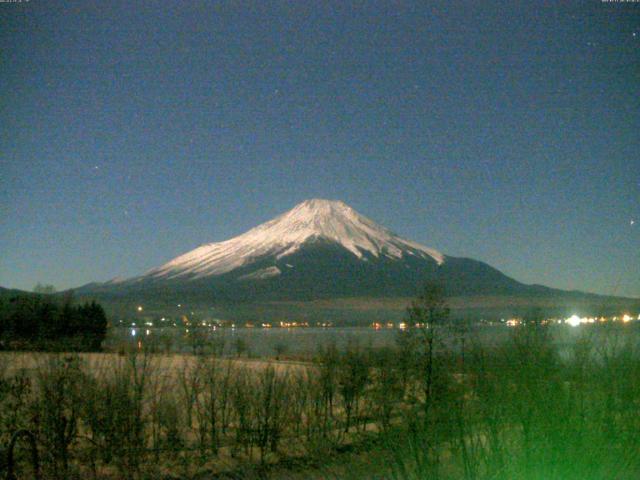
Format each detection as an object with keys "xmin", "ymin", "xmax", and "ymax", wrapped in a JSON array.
[
  {"xmin": 278, "ymin": 321, "xmax": 310, "ymax": 328},
  {"xmin": 498, "ymin": 314, "xmax": 639, "ymax": 328},
  {"xmin": 565, "ymin": 313, "xmax": 637, "ymax": 327},
  {"xmin": 372, "ymin": 322, "xmax": 426, "ymax": 330},
  {"xmin": 371, "ymin": 322, "xmax": 396, "ymax": 330},
  {"xmin": 122, "ymin": 311, "xmax": 639, "ymax": 335}
]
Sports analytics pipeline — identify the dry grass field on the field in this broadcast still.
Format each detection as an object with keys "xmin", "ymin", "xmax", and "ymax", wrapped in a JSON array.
[
  {"xmin": 0, "ymin": 351, "xmax": 309, "ymax": 377},
  {"xmin": 2, "ymin": 322, "xmax": 640, "ymax": 479}
]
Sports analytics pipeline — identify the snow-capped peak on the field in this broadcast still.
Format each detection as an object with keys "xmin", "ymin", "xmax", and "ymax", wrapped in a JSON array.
[{"xmin": 142, "ymin": 199, "xmax": 444, "ymax": 281}]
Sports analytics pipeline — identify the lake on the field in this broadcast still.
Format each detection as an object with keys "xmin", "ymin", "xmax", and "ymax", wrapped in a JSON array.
[{"xmin": 106, "ymin": 322, "xmax": 640, "ymax": 358}]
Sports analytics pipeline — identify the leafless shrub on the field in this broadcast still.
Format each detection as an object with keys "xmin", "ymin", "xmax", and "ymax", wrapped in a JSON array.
[
  {"xmin": 0, "ymin": 366, "xmax": 32, "ymax": 447},
  {"xmin": 32, "ymin": 354, "xmax": 85, "ymax": 479},
  {"xmin": 337, "ymin": 344, "xmax": 369, "ymax": 433},
  {"xmin": 230, "ymin": 365, "xmax": 253, "ymax": 457},
  {"xmin": 79, "ymin": 352, "xmax": 155, "ymax": 478},
  {"xmin": 251, "ymin": 365, "xmax": 290, "ymax": 464},
  {"xmin": 368, "ymin": 347, "xmax": 404, "ymax": 431}
]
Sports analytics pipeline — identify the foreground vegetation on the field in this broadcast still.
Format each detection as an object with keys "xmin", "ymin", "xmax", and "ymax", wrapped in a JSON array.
[{"xmin": 1, "ymin": 290, "xmax": 639, "ymax": 479}]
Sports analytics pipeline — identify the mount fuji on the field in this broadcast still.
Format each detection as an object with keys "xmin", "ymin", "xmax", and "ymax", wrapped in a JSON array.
[
  {"xmin": 139, "ymin": 198, "xmax": 444, "ymax": 283},
  {"xmin": 78, "ymin": 199, "xmax": 578, "ymax": 306}
]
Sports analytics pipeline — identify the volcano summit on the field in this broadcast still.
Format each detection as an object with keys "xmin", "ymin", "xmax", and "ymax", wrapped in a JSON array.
[{"xmin": 144, "ymin": 199, "xmax": 444, "ymax": 281}]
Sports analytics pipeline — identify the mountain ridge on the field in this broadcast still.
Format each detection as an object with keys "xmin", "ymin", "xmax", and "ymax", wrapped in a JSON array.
[{"xmin": 73, "ymin": 200, "xmax": 638, "ymax": 315}]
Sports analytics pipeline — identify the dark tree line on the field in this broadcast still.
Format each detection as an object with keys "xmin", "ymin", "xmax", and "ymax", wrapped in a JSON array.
[{"xmin": 0, "ymin": 294, "xmax": 107, "ymax": 351}]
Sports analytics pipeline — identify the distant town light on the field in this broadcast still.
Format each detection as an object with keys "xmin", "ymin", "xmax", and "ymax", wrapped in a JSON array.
[
  {"xmin": 131, "ymin": 328, "xmax": 137, "ymax": 337},
  {"xmin": 566, "ymin": 315, "xmax": 581, "ymax": 327},
  {"xmin": 137, "ymin": 305, "xmax": 143, "ymax": 312}
]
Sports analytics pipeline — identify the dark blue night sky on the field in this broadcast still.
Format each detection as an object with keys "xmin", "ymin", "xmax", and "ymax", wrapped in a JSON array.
[{"xmin": 1, "ymin": 1, "xmax": 638, "ymax": 297}]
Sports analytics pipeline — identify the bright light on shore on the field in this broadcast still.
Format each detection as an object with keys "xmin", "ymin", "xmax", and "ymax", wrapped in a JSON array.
[{"xmin": 566, "ymin": 315, "xmax": 582, "ymax": 327}]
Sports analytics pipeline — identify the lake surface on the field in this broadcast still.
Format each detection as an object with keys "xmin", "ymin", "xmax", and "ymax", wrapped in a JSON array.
[{"xmin": 107, "ymin": 323, "xmax": 640, "ymax": 358}]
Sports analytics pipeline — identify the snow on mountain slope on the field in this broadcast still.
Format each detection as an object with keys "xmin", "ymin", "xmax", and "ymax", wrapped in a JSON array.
[{"xmin": 139, "ymin": 199, "xmax": 444, "ymax": 281}]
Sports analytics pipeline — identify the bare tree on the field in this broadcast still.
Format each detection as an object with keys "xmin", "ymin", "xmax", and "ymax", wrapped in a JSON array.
[{"xmin": 406, "ymin": 282, "xmax": 450, "ymax": 422}]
